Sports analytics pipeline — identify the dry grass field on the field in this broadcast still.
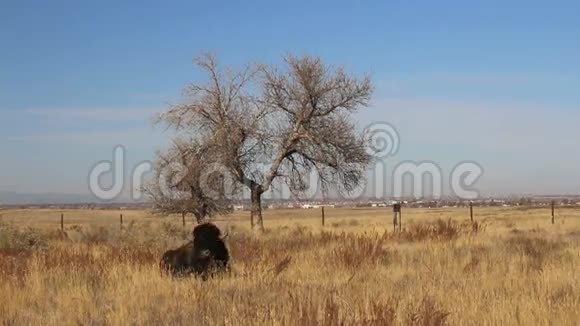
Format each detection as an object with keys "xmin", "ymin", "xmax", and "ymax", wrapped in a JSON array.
[{"xmin": 1, "ymin": 206, "xmax": 579, "ymax": 325}]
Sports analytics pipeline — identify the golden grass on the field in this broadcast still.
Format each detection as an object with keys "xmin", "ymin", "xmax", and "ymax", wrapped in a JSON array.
[{"xmin": 0, "ymin": 206, "xmax": 579, "ymax": 325}]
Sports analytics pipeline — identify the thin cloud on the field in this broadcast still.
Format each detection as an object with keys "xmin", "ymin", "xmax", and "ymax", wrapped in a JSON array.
[
  {"xmin": 24, "ymin": 107, "xmax": 161, "ymax": 122},
  {"xmin": 7, "ymin": 127, "xmax": 165, "ymax": 147}
]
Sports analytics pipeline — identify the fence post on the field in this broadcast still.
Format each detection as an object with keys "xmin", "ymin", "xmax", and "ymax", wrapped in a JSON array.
[
  {"xmin": 120, "ymin": 214, "xmax": 123, "ymax": 230},
  {"xmin": 60, "ymin": 213, "xmax": 64, "ymax": 231},
  {"xmin": 321, "ymin": 206, "xmax": 325, "ymax": 226},
  {"xmin": 182, "ymin": 212, "xmax": 186, "ymax": 228},
  {"xmin": 470, "ymin": 202, "xmax": 474, "ymax": 222},
  {"xmin": 393, "ymin": 203, "xmax": 402, "ymax": 232},
  {"xmin": 551, "ymin": 201, "xmax": 555, "ymax": 224},
  {"xmin": 399, "ymin": 208, "xmax": 402, "ymax": 232}
]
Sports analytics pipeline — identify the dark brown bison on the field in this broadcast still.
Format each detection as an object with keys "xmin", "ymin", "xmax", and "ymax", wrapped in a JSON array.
[
  {"xmin": 160, "ymin": 223, "xmax": 230, "ymax": 279},
  {"xmin": 159, "ymin": 242, "xmax": 195, "ymax": 276}
]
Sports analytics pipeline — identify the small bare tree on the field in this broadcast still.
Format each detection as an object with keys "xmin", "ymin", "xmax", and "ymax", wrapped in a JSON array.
[
  {"xmin": 158, "ymin": 54, "xmax": 373, "ymax": 232},
  {"xmin": 145, "ymin": 138, "xmax": 234, "ymax": 223}
]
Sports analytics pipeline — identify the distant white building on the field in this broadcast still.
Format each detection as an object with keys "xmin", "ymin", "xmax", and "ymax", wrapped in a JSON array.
[{"xmin": 301, "ymin": 204, "xmax": 335, "ymax": 209}]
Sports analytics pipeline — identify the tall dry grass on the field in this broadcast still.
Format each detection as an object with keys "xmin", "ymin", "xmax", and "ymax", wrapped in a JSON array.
[{"xmin": 0, "ymin": 209, "xmax": 579, "ymax": 325}]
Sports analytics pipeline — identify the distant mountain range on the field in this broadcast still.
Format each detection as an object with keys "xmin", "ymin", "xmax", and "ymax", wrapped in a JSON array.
[{"xmin": 0, "ymin": 191, "xmax": 125, "ymax": 205}]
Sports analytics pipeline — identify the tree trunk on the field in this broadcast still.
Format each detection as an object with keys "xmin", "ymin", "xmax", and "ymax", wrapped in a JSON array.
[
  {"xmin": 193, "ymin": 204, "xmax": 207, "ymax": 224},
  {"xmin": 250, "ymin": 186, "xmax": 264, "ymax": 233},
  {"xmin": 193, "ymin": 213, "xmax": 205, "ymax": 224}
]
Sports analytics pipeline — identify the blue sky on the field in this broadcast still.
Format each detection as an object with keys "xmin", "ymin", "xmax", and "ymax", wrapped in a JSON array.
[{"xmin": 1, "ymin": 0, "xmax": 579, "ymax": 197}]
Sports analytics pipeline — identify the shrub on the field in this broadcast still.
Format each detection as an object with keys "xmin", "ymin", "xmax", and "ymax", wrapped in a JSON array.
[
  {"xmin": 506, "ymin": 235, "xmax": 566, "ymax": 272},
  {"xmin": 330, "ymin": 233, "xmax": 390, "ymax": 269},
  {"xmin": 407, "ymin": 296, "xmax": 450, "ymax": 326},
  {"xmin": 285, "ymin": 292, "xmax": 397, "ymax": 326},
  {"xmin": 394, "ymin": 219, "xmax": 484, "ymax": 242},
  {"xmin": 0, "ymin": 223, "xmax": 47, "ymax": 252}
]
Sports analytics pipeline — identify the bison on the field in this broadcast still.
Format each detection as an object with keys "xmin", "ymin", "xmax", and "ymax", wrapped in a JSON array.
[{"xmin": 160, "ymin": 223, "xmax": 230, "ymax": 279}]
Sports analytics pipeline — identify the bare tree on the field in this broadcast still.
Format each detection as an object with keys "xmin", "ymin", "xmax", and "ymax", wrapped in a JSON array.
[
  {"xmin": 257, "ymin": 55, "xmax": 373, "ymax": 204},
  {"xmin": 157, "ymin": 54, "xmax": 373, "ymax": 232},
  {"xmin": 145, "ymin": 138, "xmax": 234, "ymax": 223}
]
